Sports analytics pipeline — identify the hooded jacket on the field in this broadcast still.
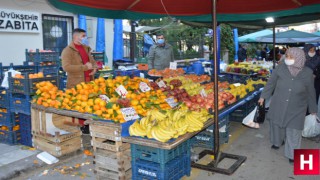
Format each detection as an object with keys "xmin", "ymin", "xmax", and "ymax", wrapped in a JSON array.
[{"xmin": 304, "ymin": 44, "xmax": 320, "ymax": 71}]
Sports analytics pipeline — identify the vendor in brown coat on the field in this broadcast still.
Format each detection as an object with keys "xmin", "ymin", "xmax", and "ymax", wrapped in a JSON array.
[
  {"xmin": 61, "ymin": 28, "xmax": 97, "ymax": 89},
  {"xmin": 258, "ymin": 47, "xmax": 317, "ymax": 164}
]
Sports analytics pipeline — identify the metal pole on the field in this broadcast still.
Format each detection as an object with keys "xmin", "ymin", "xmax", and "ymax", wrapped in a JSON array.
[
  {"xmin": 130, "ymin": 21, "xmax": 136, "ymax": 62},
  {"xmin": 273, "ymin": 25, "xmax": 276, "ymax": 69},
  {"xmin": 212, "ymin": 0, "xmax": 219, "ymax": 157}
]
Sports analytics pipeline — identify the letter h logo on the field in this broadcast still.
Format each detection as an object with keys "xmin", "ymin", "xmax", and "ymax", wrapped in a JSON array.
[{"xmin": 294, "ymin": 149, "xmax": 320, "ymax": 175}]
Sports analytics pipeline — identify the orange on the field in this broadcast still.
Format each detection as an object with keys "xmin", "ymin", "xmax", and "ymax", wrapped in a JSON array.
[
  {"xmin": 85, "ymin": 106, "xmax": 93, "ymax": 114},
  {"xmin": 98, "ymin": 77, "xmax": 105, "ymax": 83},
  {"xmin": 87, "ymin": 99, "xmax": 94, "ymax": 106},
  {"xmin": 107, "ymin": 109, "xmax": 113, "ymax": 114},
  {"xmin": 94, "ymin": 110, "xmax": 102, "ymax": 116},
  {"xmin": 94, "ymin": 98, "xmax": 101, "ymax": 104},
  {"xmin": 99, "ymin": 100, "xmax": 106, "ymax": 107},
  {"xmin": 76, "ymin": 84, "xmax": 83, "ymax": 90},
  {"xmin": 112, "ymin": 104, "xmax": 120, "ymax": 110},
  {"xmin": 93, "ymin": 105, "xmax": 100, "ymax": 111},
  {"xmin": 131, "ymin": 100, "xmax": 139, "ymax": 106},
  {"xmin": 81, "ymin": 101, "xmax": 87, "ymax": 107},
  {"xmin": 81, "ymin": 95, "xmax": 88, "ymax": 101},
  {"xmin": 42, "ymin": 102, "xmax": 49, "ymax": 107}
]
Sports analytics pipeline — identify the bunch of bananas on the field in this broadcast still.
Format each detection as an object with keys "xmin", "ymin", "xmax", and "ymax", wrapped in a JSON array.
[{"xmin": 129, "ymin": 106, "xmax": 213, "ymax": 142}]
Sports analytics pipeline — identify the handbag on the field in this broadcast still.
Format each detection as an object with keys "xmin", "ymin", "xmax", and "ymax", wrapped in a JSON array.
[{"xmin": 253, "ymin": 102, "xmax": 266, "ymax": 124}]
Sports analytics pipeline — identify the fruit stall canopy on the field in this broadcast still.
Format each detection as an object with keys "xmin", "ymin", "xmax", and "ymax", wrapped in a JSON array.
[
  {"xmin": 256, "ymin": 29, "xmax": 320, "ymax": 43},
  {"xmin": 48, "ymin": 0, "xmax": 320, "ymax": 25}
]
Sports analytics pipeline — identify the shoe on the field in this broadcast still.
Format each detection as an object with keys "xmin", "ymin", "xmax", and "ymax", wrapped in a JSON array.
[
  {"xmin": 289, "ymin": 159, "xmax": 294, "ymax": 165},
  {"xmin": 80, "ymin": 125, "xmax": 90, "ymax": 134},
  {"xmin": 271, "ymin": 145, "xmax": 279, "ymax": 150},
  {"xmin": 281, "ymin": 141, "xmax": 285, "ymax": 146}
]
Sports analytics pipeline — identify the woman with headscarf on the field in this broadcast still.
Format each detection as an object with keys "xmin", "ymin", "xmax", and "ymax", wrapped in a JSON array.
[
  {"xmin": 258, "ymin": 47, "xmax": 317, "ymax": 164},
  {"xmin": 304, "ymin": 44, "xmax": 320, "ymax": 103}
]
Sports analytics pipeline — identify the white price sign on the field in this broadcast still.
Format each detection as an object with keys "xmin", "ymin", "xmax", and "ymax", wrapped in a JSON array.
[
  {"xmin": 157, "ymin": 80, "xmax": 167, "ymax": 88},
  {"xmin": 120, "ymin": 107, "xmax": 140, "ymax": 121},
  {"xmin": 169, "ymin": 62, "xmax": 177, "ymax": 70},
  {"xmin": 200, "ymin": 89, "xmax": 207, "ymax": 97},
  {"xmin": 116, "ymin": 85, "xmax": 128, "ymax": 98},
  {"xmin": 165, "ymin": 97, "xmax": 178, "ymax": 108},
  {"xmin": 99, "ymin": 95, "xmax": 110, "ymax": 103},
  {"xmin": 139, "ymin": 82, "xmax": 151, "ymax": 92}
]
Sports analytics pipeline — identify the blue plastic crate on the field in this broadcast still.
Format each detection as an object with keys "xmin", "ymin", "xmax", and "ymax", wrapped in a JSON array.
[
  {"xmin": 59, "ymin": 76, "xmax": 67, "ymax": 90},
  {"xmin": 0, "ymin": 129, "xmax": 21, "ymax": 145},
  {"xmin": 10, "ymin": 94, "xmax": 31, "ymax": 115},
  {"xmin": 132, "ymin": 153, "xmax": 191, "ymax": 180},
  {"xmin": 36, "ymin": 65, "xmax": 59, "ymax": 76},
  {"xmin": 0, "ymin": 88, "xmax": 10, "ymax": 108},
  {"xmin": 9, "ymin": 74, "xmax": 59, "ymax": 95},
  {"xmin": 131, "ymin": 140, "xmax": 191, "ymax": 165},
  {"xmin": 114, "ymin": 70, "xmax": 140, "ymax": 78},
  {"xmin": 191, "ymin": 117, "xmax": 230, "ymax": 149},
  {"xmin": 20, "ymin": 128, "xmax": 32, "ymax": 147},
  {"xmin": 26, "ymin": 49, "xmax": 60, "ymax": 63},
  {"xmin": 18, "ymin": 113, "xmax": 31, "ymax": 131},
  {"xmin": 0, "ymin": 111, "xmax": 19, "ymax": 127}
]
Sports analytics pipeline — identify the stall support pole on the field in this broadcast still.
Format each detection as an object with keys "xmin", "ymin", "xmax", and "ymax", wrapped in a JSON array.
[
  {"xmin": 130, "ymin": 21, "xmax": 136, "ymax": 62},
  {"xmin": 272, "ymin": 25, "xmax": 276, "ymax": 69},
  {"xmin": 191, "ymin": 0, "xmax": 246, "ymax": 175}
]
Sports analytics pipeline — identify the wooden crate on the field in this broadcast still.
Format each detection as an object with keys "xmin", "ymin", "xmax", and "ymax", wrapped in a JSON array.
[
  {"xmin": 91, "ymin": 137, "xmax": 130, "ymax": 152},
  {"xmin": 93, "ymin": 148, "xmax": 131, "ymax": 172},
  {"xmin": 89, "ymin": 122, "xmax": 121, "ymax": 142},
  {"xmin": 32, "ymin": 135, "xmax": 82, "ymax": 157},
  {"xmin": 31, "ymin": 108, "xmax": 81, "ymax": 143},
  {"xmin": 95, "ymin": 166, "xmax": 132, "ymax": 180}
]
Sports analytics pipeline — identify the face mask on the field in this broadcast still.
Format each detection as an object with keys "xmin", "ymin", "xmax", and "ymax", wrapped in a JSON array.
[
  {"xmin": 157, "ymin": 39, "xmax": 165, "ymax": 45},
  {"xmin": 285, "ymin": 58, "xmax": 295, "ymax": 66},
  {"xmin": 80, "ymin": 36, "xmax": 88, "ymax": 45},
  {"xmin": 308, "ymin": 52, "xmax": 316, "ymax": 57}
]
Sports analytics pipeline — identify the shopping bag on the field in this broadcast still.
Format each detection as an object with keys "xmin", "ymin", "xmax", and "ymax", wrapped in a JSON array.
[
  {"xmin": 254, "ymin": 103, "xmax": 266, "ymax": 124},
  {"xmin": 242, "ymin": 106, "xmax": 259, "ymax": 129},
  {"xmin": 302, "ymin": 114, "xmax": 320, "ymax": 138},
  {"xmin": 1, "ymin": 69, "xmax": 21, "ymax": 89}
]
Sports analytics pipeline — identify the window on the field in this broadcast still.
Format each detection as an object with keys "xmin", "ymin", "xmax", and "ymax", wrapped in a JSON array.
[{"xmin": 42, "ymin": 14, "xmax": 74, "ymax": 54}]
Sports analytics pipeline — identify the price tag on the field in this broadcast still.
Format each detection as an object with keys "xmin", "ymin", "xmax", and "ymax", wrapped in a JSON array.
[
  {"xmin": 139, "ymin": 82, "xmax": 151, "ymax": 92},
  {"xmin": 99, "ymin": 95, "xmax": 110, "ymax": 103},
  {"xmin": 165, "ymin": 97, "xmax": 178, "ymax": 108},
  {"xmin": 169, "ymin": 62, "xmax": 177, "ymax": 70},
  {"xmin": 116, "ymin": 85, "xmax": 128, "ymax": 98},
  {"xmin": 120, "ymin": 107, "xmax": 140, "ymax": 121},
  {"xmin": 200, "ymin": 89, "xmax": 207, "ymax": 97},
  {"xmin": 157, "ymin": 80, "xmax": 167, "ymax": 88}
]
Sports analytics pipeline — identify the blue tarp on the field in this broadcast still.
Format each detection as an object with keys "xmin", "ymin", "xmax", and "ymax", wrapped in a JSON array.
[
  {"xmin": 143, "ymin": 34, "xmax": 154, "ymax": 54},
  {"xmin": 78, "ymin": 15, "xmax": 87, "ymax": 31},
  {"xmin": 96, "ymin": 18, "xmax": 105, "ymax": 52},
  {"xmin": 239, "ymin": 29, "xmax": 273, "ymax": 43},
  {"xmin": 233, "ymin": 28, "xmax": 239, "ymax": 60},
  {"xmin": 113, "ymin": 19, "xmax": 124, "ymax": 61}
]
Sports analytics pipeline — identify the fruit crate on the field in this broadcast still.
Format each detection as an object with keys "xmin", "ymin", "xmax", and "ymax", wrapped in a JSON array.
[
  {"xmin": 0, "ymin": 110, "xmax": 19, "ymax": 127},
  {"xmin": 0, "ymin": 88, "xmax": 10, "ymax": 108},
  {"xmin": 59, "ymin": 76, "xmax": 67, "ymax": 90},
  {"xmin": 25, "ymin": 49, "xmax": 60, "ymax": 63},
  {"xmin": 31, "ymin": 108, "xmax": 82, "ymax": 143},
  {"xmin": 19, "ymin": 113, "xmax": 31, "ymax": 131},
  {"xmin": 131, "ymin": 140, "xmax": 191, "ymax": 166},
  {"xmin": 114, "ymin": 69, "xmax": 140, "ymax": 78},
  {"xmin": 191, "ymin": 118, "xmax": 230, "ymax": 149},
  {"xmin": 132, "ymin": 152, "xmax": 191, "ymax": 180},
  {"xmin": 10, "ymin": 94, "xmax": 31, "ymax": 115},
  {"xmin": 91, "ymin": 52, "xmax": 105, "ymax": 62},
  {"xmin": 36, "ymin": 65, "xmax": 59, "ymax": 76},
  {"xmin": 20, "ymin": 128, "xmax": 32, "ymax": 147},
  {"xmin": 229, "ymin": 103, "xmax": 251, "ymax": 122},
  {"xmin": 32, "ymin": 135, "xmax": 82, "ymax": 157},
  {"xmin": 0, "ymin": 129, "xmax": 21, "ymax": 145},
  {"xmin": 0, "ymin": 63, "xmax": 37, "ymax": 78},
  {"xmin": 9, "ymin": 74, "xmax": 59, "ymax": 95},
  {"xmin": 95, "ymin": 166, "xmax": 132, "ymax": 180}
]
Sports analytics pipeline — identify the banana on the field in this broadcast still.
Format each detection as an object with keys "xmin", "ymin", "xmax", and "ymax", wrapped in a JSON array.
[
  {"xmin": 151, "ymin": 127, "xmax": 171, "ymax": 142},
  {"xmin": 130, "ymin": 121, "xmax": 147, "ymax": 137},
  {"xmin": 146, "ymin": 124, "xmax": 153, "ymax": 139}
]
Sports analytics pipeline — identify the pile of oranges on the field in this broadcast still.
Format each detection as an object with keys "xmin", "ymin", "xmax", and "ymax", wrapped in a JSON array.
[
  {"xmin": 32, "ymin": 76, "xmax": 172, "ymax": 123},
  {"xmin": 14, "ymin": 72, "xmax": 45, "ymax": 79}
]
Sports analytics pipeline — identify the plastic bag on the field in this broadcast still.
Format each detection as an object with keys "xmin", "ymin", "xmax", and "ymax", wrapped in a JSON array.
[
  {"xmin": 1, "ymin": 69, "xmax": 21, "ymax": 89},
  {"xmin": 302, "ymin": 114, "xmax": 320, "ymax": 138},
  {"xmin": 242, "ymin": 106, "xmax": 259, "ymax": 129},
  {"xmin": 254, "ymin": 103, "xmax": 266, "ymax": 124}
]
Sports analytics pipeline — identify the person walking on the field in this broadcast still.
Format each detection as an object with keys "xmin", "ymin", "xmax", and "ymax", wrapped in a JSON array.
[
  {"xmin": 258, "ymin": 47, "xmax": 318, "ymax": 164},
  {"xmin": 148, "ymin": 33, "xmax": 174, "ymax": 70},
  {"xmin": 304, "ymin": 44, "xmax": 320, "ymax": 103}
]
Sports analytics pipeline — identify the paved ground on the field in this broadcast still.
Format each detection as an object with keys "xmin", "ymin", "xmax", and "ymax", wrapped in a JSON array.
[{"xmin": 0, "ymin": 121, "xmax": 319, "ymax": 180}]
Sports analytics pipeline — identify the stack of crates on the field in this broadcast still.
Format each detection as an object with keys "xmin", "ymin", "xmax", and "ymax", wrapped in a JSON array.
[
  {"xmin": 131, "ymin": 140, "xmax": 191, "ymax": 180},
  {"xmin": 25, "ymin": 49, "xmax": 60, "ymax": 76},
  {"xmin": 7, "ymin": 70, "xmax": 59, "ymax": 146},
  {"xmin": 191, "ymin": 116, "xmax": 230, "ymax": 149},
  {"xmin": 114, "ymin": 69, "xmax": 141, "ymax": 78},
  {"xmin": 90, "ymin": 122, "xmax": 132, "ymax": 180},
  {"xmin": 136, "ymin": 57, "xmax": 148, "ymax": 71},
  {"xmin": 0, "ymin": 88, "xmax": 21, "ymax": 145}
]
